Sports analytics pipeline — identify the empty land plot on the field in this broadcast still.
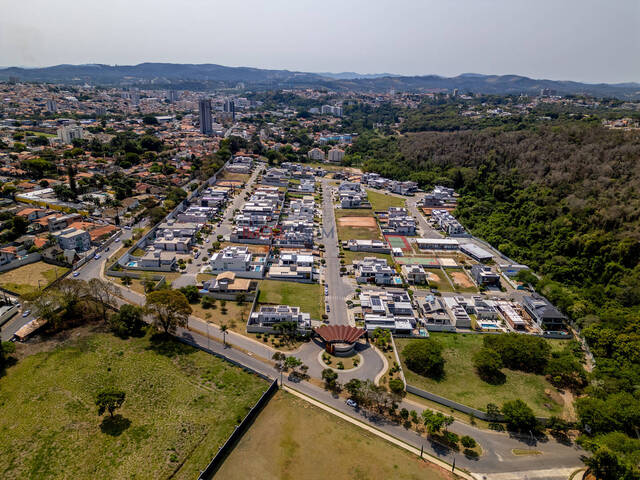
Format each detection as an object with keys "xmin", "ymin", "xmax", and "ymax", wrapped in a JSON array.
[
  {"xmin": 0, "ymin": 261, "xmax": 69, "ymax": 295},
  {"xmin": 0, "ymin": 331, "xmax": 267, "ymax": 480},
  {"xmin": 342, "ymin": 250, "xmax": 392, "ymax": 264},
  {"xmin": 366, "ymin": 189, "xmax": 406, "ymax": 211},
  {"xmin": 190, "ymin": 300, "xmax": 251, "ymax": 334},
  {"xmin": 258, "ymin": 280, "xmax": 324, "ymax": 320},
  {"xmin": 337, "ymin": 216, "xmax": 380, "ymax": 241},
  {"xmin": 218, "ymin": 171, "xmax": 251, "ymax": 182},
  {"xmin": 426, "ymin": 268, "xmax": 454, "ymax": 292},
  {"xmin": 449, "ymin": 270, "xmax": 479, "ymax": 293},
  {"xmin": 396, "ymin": 334, "xmax": 564, "ymax": 417},
  {"xmin": 217, "ymin": 391, "xmax": 454, "ymax": 480}
]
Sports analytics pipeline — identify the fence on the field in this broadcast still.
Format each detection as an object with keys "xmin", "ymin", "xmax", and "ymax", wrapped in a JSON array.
[
  {"xmin": 0, "ymin": 253, "xmax": 41, "ymax": 273},
  {"xmin": 197, "ymin": 379, "xmax": 279, "ymax": 480}
]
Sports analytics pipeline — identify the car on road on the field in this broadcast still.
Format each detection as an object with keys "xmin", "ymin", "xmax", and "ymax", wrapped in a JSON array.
[
  {"xmin": 105, "ymin": 247, "xmax": 109, "ymax": 252},
  {"xmin": 22, "ymin": 310, "xmax": 31, "ymax": 318},
  {"xmin": 115, "ymin": 237, "xmax": 120, "ymax": 242},
  {"xmin": 346, "ymin": 399, "xmax": 357, "ymax": 408},
  {"xmin": 73, "ymin": 271, "xmax": 80, "ymax": 277},
  {"xmin": 324, "ymin": 287, "xmax": 328, "ymax": 296},
  {"xmin": 124, "ymin": 225, "xmax": 131, "ymax": 230},
  {"xmin": 326, "ymin": 304, "xmax": 330, "ymax": 312},
  {"xmin": 94, "ymin": 254, "xmax": 101, "ymax": 260}
]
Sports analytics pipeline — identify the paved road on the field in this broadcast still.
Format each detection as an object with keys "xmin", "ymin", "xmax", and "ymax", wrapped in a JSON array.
[
  {"xmin": 171, "ymin": 324, "xmax": 583, "ymax": 479},
  {"xmin": 320, "ymin": 179, "xmax": 354, "ymax": 325}
]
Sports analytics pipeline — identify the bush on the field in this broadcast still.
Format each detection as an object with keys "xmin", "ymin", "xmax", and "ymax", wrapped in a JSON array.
[
  {"xmin": 388, "ymin": 378, "xmax": 405, "ymax": 395},
  {"xmin": 402, "ymin": 339, "xmax": 445, "ymax": 378},
  {"xmin": 461, "ymin": 435, "xmax": 477, "ymax": 448}
]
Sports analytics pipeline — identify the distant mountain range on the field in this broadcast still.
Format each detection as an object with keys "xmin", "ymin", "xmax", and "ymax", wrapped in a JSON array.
[{"xmin": 0, "ymin": 62, "xmax": 638, "ymax": 99}]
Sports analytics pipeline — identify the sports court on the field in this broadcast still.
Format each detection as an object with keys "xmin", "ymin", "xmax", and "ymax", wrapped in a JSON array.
[
  {"xmin": 384, "ymin": 235, "xmax": 411, "ymax": 251},
  {"xmin": 394, "ymin": 256, "xmax": 439, "ymax": 267}
]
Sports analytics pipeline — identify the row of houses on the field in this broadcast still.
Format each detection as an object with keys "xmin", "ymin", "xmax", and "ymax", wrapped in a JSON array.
[{"xmin": 361, "ymin": 172, "xmax": 419, "ymax": 195}]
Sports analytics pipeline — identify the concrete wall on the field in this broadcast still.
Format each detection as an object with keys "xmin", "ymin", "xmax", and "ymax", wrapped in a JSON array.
[{"xmin": 0, "ymin": 253, "xmax": 41, "ymax": 273}]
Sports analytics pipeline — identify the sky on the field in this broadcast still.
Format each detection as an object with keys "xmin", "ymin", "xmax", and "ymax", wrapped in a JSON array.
[{"xmin": 0, "ymin": 0, "xmax": 638, "ymax": 83}]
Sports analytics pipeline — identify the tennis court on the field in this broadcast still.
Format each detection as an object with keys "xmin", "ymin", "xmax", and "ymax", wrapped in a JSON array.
[
  {"xmin": 384, "ymin": 235, "xmax": 411, "ymax": 251},
  {"xmin": 395, "ymin": 256, "xmax": 440, "ymax": 267}
]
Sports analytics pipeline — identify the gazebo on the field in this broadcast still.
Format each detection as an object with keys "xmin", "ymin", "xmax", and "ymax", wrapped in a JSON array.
[{"xmin": 314, "ymin": 325, "xmax": 366, "ymax": 356}]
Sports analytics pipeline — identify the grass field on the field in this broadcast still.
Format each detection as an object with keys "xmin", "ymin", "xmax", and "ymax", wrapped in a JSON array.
[
  {"xmin": 367, "ymin": 189, "xmax": 406, "ymax": 211},
  {"xmin": 341, "ymin": 250, "xmax": 393, "ymax": 265},
  {"xmin": 258, "ymin": 280, "xmax": 324, "ymax": 320},
  {"xmin": 0, "ymin": 261, "xmax": 69, "ymax": 295},
  {"xmin": 0, "ymin": 330, "xmax": 267, "ymax": 480},
  {"xmin": 336, "ymin": 213, "xmax": 380, "ymax": 241},
  {"xmin": 426, "ymin": 269, "xmax": 454, "ymax": 292},
  {"xmin": 217, "ymin": 391, "xmax": 454, "ymax": 480},
  {"xmin": 396, "ymin": 334, "xmax": 566, "ymax": 417},
  {"xmin": 191, "ymin": 300, "xmax": 251, "ymax": 333}
]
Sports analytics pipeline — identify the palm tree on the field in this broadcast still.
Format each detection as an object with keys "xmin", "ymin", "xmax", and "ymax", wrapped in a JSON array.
[{"xmin": 220, "ymin": 324, "xmax": 228, "ymax": 346}]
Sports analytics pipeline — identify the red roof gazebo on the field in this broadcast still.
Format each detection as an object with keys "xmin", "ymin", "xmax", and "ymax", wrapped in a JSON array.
[{"xmin": 314, "ymin": 325, "xmax": 366, "ymax": 354}]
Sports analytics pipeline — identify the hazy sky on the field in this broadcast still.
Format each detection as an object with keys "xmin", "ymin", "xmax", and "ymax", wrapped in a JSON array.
[{"xmin": 1, "ymin": 0, "xmax": 638, "ymax": 83}]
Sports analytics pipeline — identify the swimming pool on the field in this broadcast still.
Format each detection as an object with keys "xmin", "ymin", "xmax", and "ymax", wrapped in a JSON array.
[
  {"xmin": 127, "ymin": 261, "xmax": 138, "ymax": 267},
  {"xmin": 481, "ymin": 323, "xmax": 499, "ymax": 329}
]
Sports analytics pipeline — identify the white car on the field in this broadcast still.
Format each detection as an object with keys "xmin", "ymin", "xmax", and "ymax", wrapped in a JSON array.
[
  {"xmin": 22, "ymin": 310, "xmax": 31, "ymax": 318},
  {"xmin": 346, "ymin": 399, "xmax": 357, "ymax": 408},
  {"xmin": 73, "ymin": 271, "xmax": 80, "ymax": 277},
  {"xmin": 94, "ymin": 254, "xmax": 101, "ymax": 260}
]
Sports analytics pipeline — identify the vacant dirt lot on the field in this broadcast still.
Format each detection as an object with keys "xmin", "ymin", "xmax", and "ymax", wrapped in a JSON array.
[
  {"xmin": 450, "ymin": 271, "xmax": 475, "ymax": 289},
  {"xmin": 338, "ymin": 216, "xmax": 377, "ymax": 228},
  {"xmin": 0, "ymin": 261, "xmax": 69, "ymax": 295}
]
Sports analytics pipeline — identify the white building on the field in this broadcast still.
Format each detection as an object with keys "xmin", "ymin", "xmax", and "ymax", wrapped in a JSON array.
[
  {"xmin": 327, "ymin": 148, "xmax": 345, "ymax": 163},
  {"xmin": 248, "ymin": 305, "xmax": 311, "ymax": 333},
  {"xmin": 307, "ymin": 148, "xmax": 325, "ymax": 161},
  {"xmin": 55, "ymin": 227, "xmax": 91, "ymax": 252}
]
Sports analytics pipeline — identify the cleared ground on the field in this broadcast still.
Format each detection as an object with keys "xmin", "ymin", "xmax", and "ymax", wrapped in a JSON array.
[
  {"xmin": 367, "ymin": 189, "xmax": 406, "ymax": 211},
  {"xmin": 217, "ymin": 391, "xmax": 454, "ymax": 480},
  {"xmin": 336, "ymin": 216, "xmax": 380, "ymax": 241},
  {"xmin": 0, "ymin": 330, "xmax": 267, "ymax": 480},
  {"xmin": 0, "ymin": 261, "xmax": 69, "ymax": 295},
  {"xmin": 449, "ymin": 270, "xmax": 479, "ymax": 293},
  {"xmin": 396, "ymin": 334, "xmax": 566, "ymax": 417},
  {"xmin": 258, "ymin": 280, "xmax": 324, "ymax": 320}
]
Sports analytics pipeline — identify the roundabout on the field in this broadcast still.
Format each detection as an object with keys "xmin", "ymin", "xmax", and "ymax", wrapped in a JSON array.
[{"xmin": 317, "ymin": 349, "xmax": 363, "ymax": 372}]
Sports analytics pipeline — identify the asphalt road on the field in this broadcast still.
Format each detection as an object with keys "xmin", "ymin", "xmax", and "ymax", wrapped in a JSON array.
[{"xmin": 320, "ymin": 179, "xmax": 354, "ymax": 325}]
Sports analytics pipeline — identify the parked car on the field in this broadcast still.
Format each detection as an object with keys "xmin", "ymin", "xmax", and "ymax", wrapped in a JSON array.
[
  {"xmin": 22, "ymin": 310, "xmax": 31, "ymax": 318},
  {"xmin": 346, "ymin": 399, "xmax": 357, "ymax": 408},
  {"xmin": 326, "ymin": 304, "xmax": 330, "ymax": 312},
  {"xmin": 115, "ymin": 237, "xmax": 120, "ymax": 242},
  {"xmin": 94, "ymin": 254, "xmax": 101, "ymax": 260},
  {"xmin": 73, "ymin": 271, "xmax": 80, "ymax": 277}
]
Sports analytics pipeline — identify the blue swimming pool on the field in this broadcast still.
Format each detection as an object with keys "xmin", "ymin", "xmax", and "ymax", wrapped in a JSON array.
[{"xmin": 481, "ymin": 323, "xmax": 499, "ymax": 329}]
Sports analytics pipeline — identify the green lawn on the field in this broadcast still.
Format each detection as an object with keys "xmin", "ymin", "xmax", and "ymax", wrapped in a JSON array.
[
  {"xmin": 426, "ymin": 268, "xmax": 454, "ymax": 292},
  {"xmin": 217, "ymin": 391, "xmax": 454, "ymax": 480},
  {"xmin": 335, "ymin": 208, "xmax": 372, "ymax": 218},
  {"xmin": 0, "ymin": 331, "xmax": 268, "ymax": 479},
  {"xmin": 258, "ymin": 280, "xmax": 324, "ymax": 320},
  {"xmin": 396, "ymin": 334, "xmax": 565, "ymax": 417},
  {"xmin": 367, "ymin": 189, "xmax": 406, "ymax": 211},
  {"xmin": 341, "ymin": 250, "xmax": 393, "ymax": 265}
]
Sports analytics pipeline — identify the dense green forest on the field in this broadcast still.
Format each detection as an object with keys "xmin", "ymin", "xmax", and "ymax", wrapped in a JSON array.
[{"xmin": 353, "ymin": 123, "xmax": 640, "ymax": 476}]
